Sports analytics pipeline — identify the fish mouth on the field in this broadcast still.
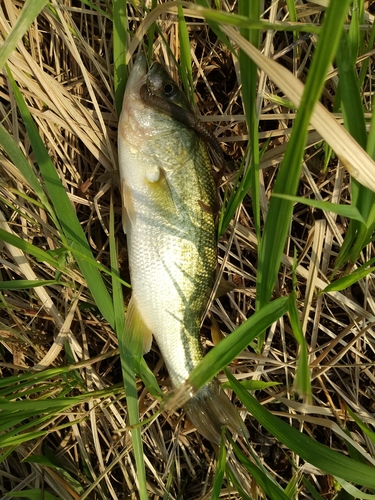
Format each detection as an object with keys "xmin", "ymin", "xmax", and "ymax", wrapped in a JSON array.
[{"xmin": 125, "ymin": 54, "xmax": 148, "ymax": 97}]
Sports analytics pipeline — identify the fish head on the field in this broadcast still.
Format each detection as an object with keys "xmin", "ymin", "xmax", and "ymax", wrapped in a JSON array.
[
  {"xmin": 146, "ymin": 62, "xmax": 191, "ymax": 112},
  {"xmin": 119, "ymin": 57, "xmax": 192, "ymax": 144},
  {"xmin": 118, "ymin": 55, "xmax": 204, "ymax": 232},
  {"xmin": 118, "ymin": 55, "xmax": 160, "ymax": 197},
  {"xmin": 118, "ymin": 55, "xmax": 195, "ymax": 181}
]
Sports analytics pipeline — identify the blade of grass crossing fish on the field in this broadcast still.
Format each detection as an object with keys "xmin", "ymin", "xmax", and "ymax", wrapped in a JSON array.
[
  {"xmin": 109, "ymin": 197, "xmax": 148, "ymax": 500},
  {"xmin": 188, "ymin": 296, "xmax": 289, "ymax": 390}
]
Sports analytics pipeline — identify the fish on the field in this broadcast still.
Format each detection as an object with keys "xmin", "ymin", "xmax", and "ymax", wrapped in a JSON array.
[{"xmin": 118, "ymin": 54, "xmax": 245, "ymax": 445}]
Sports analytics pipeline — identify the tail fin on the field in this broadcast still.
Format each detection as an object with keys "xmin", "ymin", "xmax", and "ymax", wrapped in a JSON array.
[{"xmin": 184, "ymin": 379, "xmax": 248, "ymax": 445}]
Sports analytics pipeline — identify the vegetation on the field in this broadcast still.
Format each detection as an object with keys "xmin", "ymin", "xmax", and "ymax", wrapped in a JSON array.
[{"xmin": 0, "ymin": 1, "xmax": 375, "ymax": 499}]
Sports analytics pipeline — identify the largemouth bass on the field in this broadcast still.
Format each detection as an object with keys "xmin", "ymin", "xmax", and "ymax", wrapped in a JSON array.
[{"xmin": 118, "ymin": 55, "xmax": 244, "ymax": 444}]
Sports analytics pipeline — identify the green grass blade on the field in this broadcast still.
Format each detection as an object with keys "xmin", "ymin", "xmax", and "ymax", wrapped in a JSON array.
[
  {"xmin": 195, "ymin": 6, "xmax": 320, "ymax": 36},
  {"xmin": 334, "ymin": 28, "xmax": 375, "ymax": 269},
  {"xmin": 109, "ymin": 197, "xmax": 148, "ymax": 500},
  {"xmin": 0, "ymin": 228, "xmax": 62, "ymax": 269},
  {"xmin": 24, "ymin": 450, "xmax": 84, "ymax": 495},
  {"xmin": 222, "ymin": 380, "xmax": 280, "ymax": 391},
  {"xmin": 348, "ymin": 0, "xmax": 363, "ymax": 68},
  {"xmin": 194, "ymin": 0, "xmax": 234, "ymax": 55},
  {"xmin": 367, "ymin": 85, "xmax": 375, "ymax": 158},
  {"xmin": 113, "ymin": 0, "xmax": 128, "ymax": 116},
  {"xmin": 321, "ymin": 259, "xmax": 375, "ymax": 294},
  {"xmin": 218, "ymin": 151, "xmax": 248, "ymax": 237},
  {"xmin": 0, "ymin": 398, "xmax": 85, "ymax": 412},
  {"xmin": 288, "ymin": 291, "xmax": 311, "ymax": 403},
  {"xmin": 118, "ymin": 328, "xmax": 148, "ymax": 500},
  {"xmin": 146, "ymin": 1, "xmax": 157, "ymax": 62},
  {"xmin": 0, "ymin": 363, "xmax": 89, "ymax": 391},
  {"xmin": 285, "ymin": 472, "xmax": 301, "ymax": 500},
  {"xmin": 238, "ymin": 0, "xmax": 261, "ymax": 243},
  {"xmin": 358, "ymin": 16, "xmax": 375, "ymax": 89},
  {"xmin": 346, "ymin": 407, "xmax": 375, "ymax": 446},
  {"xmin": 188, "ymin": 296, "xmax": 289, "ymax": 390},
  {"xmin": 228, "ymin": 372, "xmax": 375, "ymax": 490},
  {"xmin": 302, "ymin": 477, "xmax": 325, "ymax": 500},
  {"xmin": 0, "ymin": 123, "xmax": 56, "ymax": 223},
  {"xmin": 0, "ymin": 0, "xmax": 49, "ymax": 70},
  {"xmin": 6, "ymin": 490, "xmax": 59, "ymax": 500},
  {"xmin": 285, "ymin": 0, "xmax": 297, "ymax": 30},
  {"xmin": 162, "ymin": 462, "xmax": 175, "ymax": 500},
  {"xmin": 272, "ymin": 194, "xmax": 366, "ymax": 223},
  {"xmin": 79, "ymin": 0, "xmax": 111, "ymax": 19},
  {"xmin": 7, "ymin": 67, "xmax": 115, "ymax": 329},
  {"xmin": 335, "ymin": 479, "xmax": 375, "ymax": 500},
  {"xmin": 211, "ymin": 429, "xmax": 226, "ymax": 500},
  {"xmin": 178, "ymin": 5, "xmax": 194, "ymax": 105},
  {"xmin": 256, "ymin": 0, "xmax": 351, "ymax": 309},
  {"xmin": 229, "ymin": 436, "xmax": 291, "ymax": 500},
  {"xmin": 0, "ymin": 279, "xmax": 60, "ymax": 290},
  {"xmin": 55, "ymin": 242, "xmax": 129, "ymax": 286},
  {"xmin": 109, "ymin": 197, "xmax": 125, "ymax": 338},
  {"xmin": 337, "ymin": 29, "xmax": 367, "ymax": 150}
]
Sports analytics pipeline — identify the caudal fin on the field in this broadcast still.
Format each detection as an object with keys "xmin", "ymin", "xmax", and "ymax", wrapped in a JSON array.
[{"xmin": 184, "ymin": 379, "xmax": 248, "ymax": 445}]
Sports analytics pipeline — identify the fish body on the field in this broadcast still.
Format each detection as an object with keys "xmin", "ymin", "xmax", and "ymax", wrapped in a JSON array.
[{"xmin": 118, "ymin": 55, "xmax": 243, "ymax": 444}]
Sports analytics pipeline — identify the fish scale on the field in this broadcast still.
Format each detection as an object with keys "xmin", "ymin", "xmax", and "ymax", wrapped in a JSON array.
[{"xmin": 118, "ymin": 54, "xmax": 245, "ymax": 444}]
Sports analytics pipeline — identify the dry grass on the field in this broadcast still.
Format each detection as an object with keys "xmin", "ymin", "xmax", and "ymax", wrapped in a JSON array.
[{"xmin": 0, "ymin": 1, "xmax": 375, "ymax": 499}]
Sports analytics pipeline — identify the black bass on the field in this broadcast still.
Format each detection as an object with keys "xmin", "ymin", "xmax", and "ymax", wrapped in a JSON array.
[{"xmin": 118, "ymin": 55, "xmax": 244, "ymax": 444}]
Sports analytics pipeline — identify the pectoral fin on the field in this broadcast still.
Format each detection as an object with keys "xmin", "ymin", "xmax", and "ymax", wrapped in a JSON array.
[
  {"xmin": 125, "ymin": 296, "xmax": 153, "ymax": 355},
  {"xmin": 147, "ymin": 168, "xmax": 180, "ymax": 216},
  {"xmin": 121, "ymin": 181, "xmax": 136, "ymax": 233}
]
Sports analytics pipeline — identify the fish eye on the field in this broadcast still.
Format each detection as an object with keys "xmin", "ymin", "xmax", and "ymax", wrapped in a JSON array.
[{"xmin": 164, "ymin": 83, "xmax": 177, "ymax": 98}]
